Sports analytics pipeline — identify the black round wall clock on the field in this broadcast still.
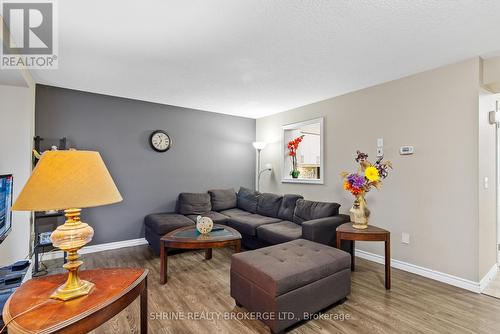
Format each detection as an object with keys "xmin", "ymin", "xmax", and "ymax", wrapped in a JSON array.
[{"xmin": 149, "ymin": 130, "xmax": 172, "ymax": 152}]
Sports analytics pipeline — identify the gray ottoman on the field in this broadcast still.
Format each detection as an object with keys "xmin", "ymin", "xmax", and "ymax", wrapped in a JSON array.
[{"xmin": 230, "ymin": 239, "xmax": 351, "ymax": 333}]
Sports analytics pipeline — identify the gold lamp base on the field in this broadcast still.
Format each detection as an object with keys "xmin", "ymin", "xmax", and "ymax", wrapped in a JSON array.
[
  {"xmin": 50, "ymin": 208, "xmax": 95, "ymax": 301},
  {"xmin": 51, "ymin": 279, "xmax": 95, "ymax": 301}
]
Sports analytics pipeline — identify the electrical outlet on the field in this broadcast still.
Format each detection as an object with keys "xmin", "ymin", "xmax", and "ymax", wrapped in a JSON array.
[
  {"xmin": 376, "ymin": 147, "xmax": 384, "ymax": 157},
  {"xmin": 402, "ymin": 232, "xmax": 410, "ymax": 244},
  {"xmin": 484, "ymin": 177, "xmax": 489, "ymax": 189}
]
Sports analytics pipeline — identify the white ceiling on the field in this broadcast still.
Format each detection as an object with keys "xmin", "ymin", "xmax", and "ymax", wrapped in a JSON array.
[{"xmin": 31, "ymin": 0, "xmax": 500, "ymax": 118}]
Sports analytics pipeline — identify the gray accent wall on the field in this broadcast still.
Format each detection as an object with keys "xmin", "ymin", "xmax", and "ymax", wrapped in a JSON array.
[{"xmin": 35, "ymin": 85, "xmax": 255, "ymax": 245}]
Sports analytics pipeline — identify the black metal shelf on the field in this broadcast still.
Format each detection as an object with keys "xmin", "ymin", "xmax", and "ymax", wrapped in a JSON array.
[
  {"xmin": 35, "ymin": 212, "xmax": 64, "ymax": 219},
  {"xmin": 32, "ymin": 136, "xmax": 69, "ymax": 277},
  {"xmin": 33, "ymin": 212, "xmax": 66, "ymax": 276}
]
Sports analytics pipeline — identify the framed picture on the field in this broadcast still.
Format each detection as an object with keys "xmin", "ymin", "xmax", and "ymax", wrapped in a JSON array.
[{"xmin": 282, "ymin": 117, "xmax": 324, "ymax": 184}]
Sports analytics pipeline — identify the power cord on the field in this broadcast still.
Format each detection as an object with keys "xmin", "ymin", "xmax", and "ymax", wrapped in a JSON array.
[
  {"xmin": 1, "ymin": 248, "xmax": 64, "ymax": 332},
  {"xmin": 0, "ymin": 299, "xmax": 52, "ymax": 333}
]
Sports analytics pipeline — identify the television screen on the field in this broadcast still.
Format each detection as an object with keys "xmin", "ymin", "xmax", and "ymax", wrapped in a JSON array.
[{"xmin": 0, "ymin": 174, "xmax": 13, "ymax": 243}]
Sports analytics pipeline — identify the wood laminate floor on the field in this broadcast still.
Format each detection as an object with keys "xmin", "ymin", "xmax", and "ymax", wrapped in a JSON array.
[{"xmin": 43, "ymin": 245, "xmax": 500, "ymax": 334}]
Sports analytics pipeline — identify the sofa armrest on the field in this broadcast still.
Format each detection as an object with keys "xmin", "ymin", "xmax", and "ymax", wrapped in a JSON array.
[{"xmin": 301, "ymin": 214, "xmax": 350, "ymax": 248}]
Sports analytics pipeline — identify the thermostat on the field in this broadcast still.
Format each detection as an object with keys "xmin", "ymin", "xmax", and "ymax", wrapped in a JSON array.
[{"xmin": 399, "ymin": 146, "xmax": 414, "ymax": 155}]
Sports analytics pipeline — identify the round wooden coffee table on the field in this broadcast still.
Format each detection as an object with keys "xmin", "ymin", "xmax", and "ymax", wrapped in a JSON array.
[
  {"xmin": 336, "ymin": 223, "xmax": 391, "ymax": 289},
  {"xmin": 159, "ymin": 224, "xmax": 241, "ymax": 284}
]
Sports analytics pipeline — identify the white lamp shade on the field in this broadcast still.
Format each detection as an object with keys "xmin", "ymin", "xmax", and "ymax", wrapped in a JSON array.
[{"xmin": 252, "ymin": 141, "xmax": 267, "ymax": 150}]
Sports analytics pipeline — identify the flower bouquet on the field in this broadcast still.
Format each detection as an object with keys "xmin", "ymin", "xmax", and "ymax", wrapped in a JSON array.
[
  {"xmin": 340, "ymin": 151, "xmax": 392, "ymax": 229},
  {"xmin": 287, "ymin": 135, "xmax": 304, "ymax": 178}
]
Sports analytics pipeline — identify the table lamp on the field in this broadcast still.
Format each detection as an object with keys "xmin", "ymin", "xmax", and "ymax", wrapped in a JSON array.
[{"xmin": 12, "ymin": 150, "xmax": 122, "ymax": 301}]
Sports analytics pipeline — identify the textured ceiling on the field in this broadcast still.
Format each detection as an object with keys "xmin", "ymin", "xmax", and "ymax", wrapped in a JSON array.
[{"xmin": 31, "ymin": 0, "xmax": 500, "ymax": 118}]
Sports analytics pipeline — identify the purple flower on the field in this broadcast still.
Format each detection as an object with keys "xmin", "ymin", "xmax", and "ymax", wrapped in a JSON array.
[
  {"xmin": 347, "ymin": 173, "xmax": 365, "ymax": 188},
  {"xmin": 374, "ymin": 156, "xmax": 390, "ymax": 179}
]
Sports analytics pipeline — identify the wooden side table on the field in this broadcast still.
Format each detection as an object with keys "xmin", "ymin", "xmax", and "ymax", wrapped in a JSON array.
[
  {"xmin": 2, "ymin": 268, "xmax": 148, "ymax": 334},
  {"xmin": 336, "ymin": 223, "xmax": 391, "ymax": 289}
]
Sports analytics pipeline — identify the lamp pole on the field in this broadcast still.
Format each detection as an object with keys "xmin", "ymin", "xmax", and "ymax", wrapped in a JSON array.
[
  {"xmin": 253, "ymin": 142, "xmax": 268, "ymax": 191},
  {"xmin": 256, "ymin": 148, "xmax": 262, "ymax": 191}
]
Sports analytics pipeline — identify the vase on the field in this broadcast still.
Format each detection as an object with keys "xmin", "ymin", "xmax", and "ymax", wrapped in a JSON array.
[
  {"xmin": 196, "ymin": 216, "xmax": 213, "ymax": 234},
  {"xmin": 349, "ymin": 195, "xmax": 370, "ymax": 229},
  {"xmin": 291, "ymin": 170, "xmax": 300, "ymax": 178}
]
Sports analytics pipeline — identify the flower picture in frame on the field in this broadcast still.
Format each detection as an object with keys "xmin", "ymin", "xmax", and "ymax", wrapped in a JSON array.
[{"xmin": 282, "ymin": 117, "xmax": 324, "ymax": 184}]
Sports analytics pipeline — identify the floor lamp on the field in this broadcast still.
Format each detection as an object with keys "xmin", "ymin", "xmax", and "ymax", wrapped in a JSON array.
[{"xmin": 253, "ymin": 142, "xmax": 272, "ymax": 191}]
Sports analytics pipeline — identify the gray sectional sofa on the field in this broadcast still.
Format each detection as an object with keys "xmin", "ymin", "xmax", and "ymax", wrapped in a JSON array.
[{"xmin": 144, "ymin": 187, "xmax": 351, "ymax": 255}]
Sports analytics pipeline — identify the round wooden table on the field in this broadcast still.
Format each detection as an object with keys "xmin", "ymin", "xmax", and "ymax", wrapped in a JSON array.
[
  {"xmin": 336, "ymin": 223, "xmax": 391, "ymax": 289},
  {"xmin": 2, "ymin": 268, "xmax": 148, "ymax": 333},
  {"xmin": 160, "ymin": 224, "xmax": 241, "ymax": 284}
]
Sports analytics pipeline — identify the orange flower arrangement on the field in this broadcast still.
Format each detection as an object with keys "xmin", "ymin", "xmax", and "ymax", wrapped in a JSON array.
[
  {"xmin": 340, "ymin": 150, "xmax": 392, "ymax": 197},
  {"xmin": 340, "ymin": 150, "xmax": 393, "ymax": 229},
  {"xmin": 287, "ymin": 135, "xmax": 304, "ymax": 178}
]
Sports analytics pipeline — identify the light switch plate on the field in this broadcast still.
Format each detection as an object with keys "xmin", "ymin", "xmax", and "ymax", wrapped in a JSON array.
[
  {"xmin": 402, "ymin": 232, "xmax": 410, "ymax": 244},
  {"xmin": 377, "ymin": 138, "xmax": 384, "ymax": 147}
]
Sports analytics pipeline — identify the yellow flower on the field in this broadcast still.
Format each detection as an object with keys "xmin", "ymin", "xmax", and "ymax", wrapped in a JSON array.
[{"xmin": 365, "ymin": 166, "xmax": 380, "ymax": 182}]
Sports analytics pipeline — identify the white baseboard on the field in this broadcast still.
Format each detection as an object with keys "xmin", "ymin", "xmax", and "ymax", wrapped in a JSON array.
[
  {"xmin": 23, "ymin": 258, "xmax": 34, "ymax": 282},
  {"xmin": 479, "ymin": 263, "xmax": 499, "ymax": 292},
  {"xmin": 40, "ymin": 237, "xmax": 148, "ymax": 261},
  {"xmin": 355, "ymin": 248, "xmax": 490, "ymax": 293}
]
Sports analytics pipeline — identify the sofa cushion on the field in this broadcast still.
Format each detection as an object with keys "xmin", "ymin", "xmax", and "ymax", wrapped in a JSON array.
[
  {"xmin": 231, "ymin": 239, "xmax": 351, "ymax": 297},
  {"xmin": 186, "ymin": 211, "xmax": 230, "ymax": 225},
  {"xmin": 257, "ymin": 221, "xmax": 302, "ymax": 244},
  {"xmin": 293, "ymin": 199, "xmax": 340, "ymax": 224},
  {"xmin": 277, "ymin": 194, "xmax": 303, "ymax": 221},
  {"xmin": 208, "ymin": 189, "xmax": 237, "ymax": 211},
  {"xmin": 220, "ymin": 208, "xmax": 252, "ymax": 218},
  {"xmin": 237, "ymin": 187, "xmax": 260, "ymax": 213},
  {"xmin": 178, "ymin": 192, "xmax": 211, "ymax": 215},
  {"xmin": 257, "ymin": 193, "xmax": 283, "ymax": 218},
  {"xmin": 144, "ymin": 213, "xmax": 194, "ymax": 235},
  {"xmin": 228, "ymin": 214, "xmax": 281, "ymax": 236}
]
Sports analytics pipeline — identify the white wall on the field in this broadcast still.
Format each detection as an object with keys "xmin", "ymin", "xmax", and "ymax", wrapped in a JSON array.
[
  {"xmin": 257, "ymin": 58, "xmax": 488, "ymax": 282},
  {"xmin": 478, "ymin": 90, "xmax": 499, "ymax": 278},
  {"xmin": 0, "ymin": 84, "xmax": 35, "ymax": 267},
  {"xmin": 483, "ymin": 56, "xmax": 500, "ymax": 93}
]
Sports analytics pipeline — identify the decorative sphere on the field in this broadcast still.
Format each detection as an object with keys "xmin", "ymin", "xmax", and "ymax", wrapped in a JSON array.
[{"xmin": 196, "ymin": 216, "xmax": 213, "ymax": 234}]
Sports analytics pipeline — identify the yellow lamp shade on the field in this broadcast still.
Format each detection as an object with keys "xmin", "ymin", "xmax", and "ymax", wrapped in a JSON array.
[{"xmin": 12, "ymin": 150, "xmax": 122, "ymax": 211}]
